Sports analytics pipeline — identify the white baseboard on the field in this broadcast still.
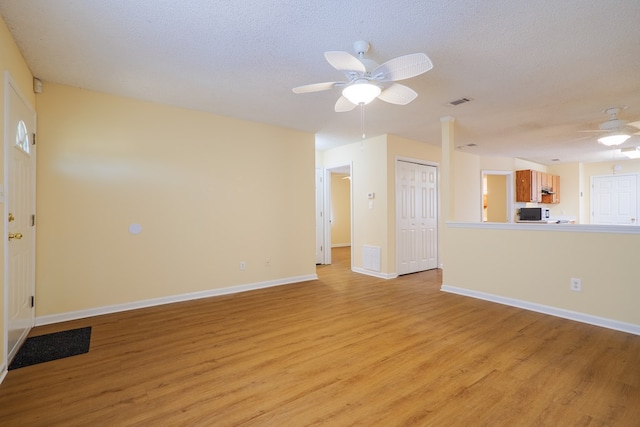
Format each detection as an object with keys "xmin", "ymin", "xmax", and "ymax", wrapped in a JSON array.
[
  {"xmin": 35, "ymin": 274, "xmax": 318, "ymax": 327},
  {"xmin": 351, "ymin": 267, "xmax": 397, "ymax": 280},
  {"xmin": 0, "ymin": 367, "xmax": 6, "ymax": 384},
  {"xmin": 441, "ymin": 284, "xmax": 640, "ymax": 336}
]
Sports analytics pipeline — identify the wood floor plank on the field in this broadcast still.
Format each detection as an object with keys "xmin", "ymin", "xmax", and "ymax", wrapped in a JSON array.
[{"xmin": 1, "ymin": 247, "xmax": 639, "ymax": 426}]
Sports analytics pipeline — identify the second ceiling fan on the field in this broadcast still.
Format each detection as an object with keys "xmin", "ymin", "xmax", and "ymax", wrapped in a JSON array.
[
  {"xmin": 581, "ymin": 107, "xmax": 640, "ymax": 146},
  {"xmin": 293, "ymin": 41, "xmax": 433, "ymax": 112}
]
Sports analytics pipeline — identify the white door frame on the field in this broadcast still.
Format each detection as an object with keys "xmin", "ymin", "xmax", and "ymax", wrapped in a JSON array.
[
  {"xmin": 322, "ymin": 162, "xmax": 353, "ymax": 266},
  {"xmin": 395, "ymin": 157, "xmax": 439, "ymax": 274},
  {"xmin": 315, "ymin": 168, "xmax": 324, "ymax": 264},
  {"xmin": 3, "ymin": 72, "xmax": 37, "ymax": 370},
  {"xmin": 481, "ymin": 170, "xmax": 514, "ymax": 223}
]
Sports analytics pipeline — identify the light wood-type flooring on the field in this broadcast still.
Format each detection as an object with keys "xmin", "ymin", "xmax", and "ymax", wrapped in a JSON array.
[{"xmin": 1, "ymin": 247, "xmax": 639, "ymax": 426}]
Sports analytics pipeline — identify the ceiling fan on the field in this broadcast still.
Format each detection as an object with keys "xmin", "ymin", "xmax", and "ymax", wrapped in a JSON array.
[
  {"xmin": 581, "ymin": 107, "xmax": 640, "ymax": 146},
  {"xmin": 292, "ymin": 41, "xmax": 433, "ymax": 112}
]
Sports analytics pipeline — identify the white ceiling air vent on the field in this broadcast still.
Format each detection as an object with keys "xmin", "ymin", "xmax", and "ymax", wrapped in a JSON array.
[{"xmin": 447, "ymin": 97, "xmax": 471, "ymax": 106}]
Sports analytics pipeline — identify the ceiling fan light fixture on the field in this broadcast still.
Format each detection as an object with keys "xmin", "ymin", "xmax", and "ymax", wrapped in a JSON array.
[
  {"xmin": 598, "ymin": 133, "xmax": 631, "ymax": 146},
  {"xmin": 342, "ymin": 81, "xmax": 381, "ymax": 105},
  {"xmin": 621, "ymin": 147, "xmax": 640, "ymax": 159}
]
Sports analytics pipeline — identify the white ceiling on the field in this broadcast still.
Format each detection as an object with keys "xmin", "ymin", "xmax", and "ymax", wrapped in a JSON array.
[{"xmin": 1, "ymin": 0, "xmax": 639, "ymax": 164}]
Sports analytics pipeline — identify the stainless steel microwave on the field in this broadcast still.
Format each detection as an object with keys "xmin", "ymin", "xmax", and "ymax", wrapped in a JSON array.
[{"xmin": 519, "ymin": 207, "xmax": 550, "ymax": 221}]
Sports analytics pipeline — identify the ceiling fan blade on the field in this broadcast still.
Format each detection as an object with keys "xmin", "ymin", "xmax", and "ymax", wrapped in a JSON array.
[
  {"xmin": 292, "ymin": 81, "xmax": 342, "ymax": 94},
  {"xmin": 562, "ymin": 135, "xmax": 592, "ymax": 144},
  {"xmin": 334, "ymin": 96, "xmax": 357, "ymax": 112},
  {"xmin": 324, "ymin": 51, "xmax": 366, "ymax": 73},
  {"xmin": 372, "ymin": 53, "xmax": 433, "ymax": 82},
  {"xmin": 628, "ymin": 120, "xmax": 640, "ymax": 129},
  {"xmin": 377, "ymin": 83, "xmax": 418, "ymax": 105}
]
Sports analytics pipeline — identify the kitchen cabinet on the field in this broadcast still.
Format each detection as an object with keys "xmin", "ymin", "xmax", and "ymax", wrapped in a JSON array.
[
  {"xmin": 542, "ymin": 174, "xmax": 560, "ymax": 204},
  {"xmin": 516, "ymin": 170, "xmax": 560, "ymax": 204},
  {"xmin": 540, "ymin": 172, "xmax": 550, "ymax": 192},
  {"xmin": 516, "ymin": 169, "xmax": 542, "ymax": 202}
]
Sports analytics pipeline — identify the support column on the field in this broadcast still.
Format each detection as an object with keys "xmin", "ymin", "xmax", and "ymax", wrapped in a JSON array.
[{"xmin": 441, "ymin": 116, "xmax": 455, "ymax": 221}]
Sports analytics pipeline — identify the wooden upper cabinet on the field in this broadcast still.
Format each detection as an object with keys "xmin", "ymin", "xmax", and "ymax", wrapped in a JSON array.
[
  {"xmin": 541, "ymin": 172, "xmax": 550, "ymax": 191},
  {"xmin": 516, "ymin": 169, "xmax": 541, "ymax": 203},
  {"xmin": 516, "ymin": 170, "xmax": 560, "ymax": 204}
]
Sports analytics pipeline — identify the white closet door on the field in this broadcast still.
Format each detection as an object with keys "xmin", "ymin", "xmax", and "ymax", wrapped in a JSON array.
[
  {"xmin": 592, "ymin": 174, "xmax": 638, "ymax": 225},
  {"xmin": 397, "ymin": 161, "xmax": 438, "ymax": 275}
]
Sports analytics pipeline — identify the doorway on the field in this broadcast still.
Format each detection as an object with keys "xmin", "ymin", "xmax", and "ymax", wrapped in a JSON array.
[
  {"xmin": 482, "ymin": 170, "xmax": 514, "ymax": 223},
  {"xmin": 5, "ymin": 74, "xmax": 37, "ymax": 365},
  {"xmin": 329, "ymin": 171, "xmax": 351, "ymax": 249},
  {"xmin": 317, "ymin": 163, "xmax": 353, "ymax": 266}
]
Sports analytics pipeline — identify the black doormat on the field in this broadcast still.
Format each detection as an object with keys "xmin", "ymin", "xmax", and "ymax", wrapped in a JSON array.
[{"xmin": 9, "ymin": 327, "xmax": 92, "ymax": 370}]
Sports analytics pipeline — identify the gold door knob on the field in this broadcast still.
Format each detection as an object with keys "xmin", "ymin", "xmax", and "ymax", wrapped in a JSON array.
[{"xmin": 8, "ymin": 233, "xmax": 23, "ymax": 241}]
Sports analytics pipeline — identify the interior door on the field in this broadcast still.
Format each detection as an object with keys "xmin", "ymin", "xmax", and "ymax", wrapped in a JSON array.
[
  {"xmin": 591, "ymin": 174, "xmax": 638, "ymax": 225},
  {"xmin": 397, "ymin": 161, "xmax": 438, "ymax": 275},
  {"xmin": 6, "ymin": 78, "xmax": 36, "ymax": 364}
]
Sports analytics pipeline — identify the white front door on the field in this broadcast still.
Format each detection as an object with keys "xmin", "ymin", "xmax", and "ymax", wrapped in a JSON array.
[
  {"xmin": 591, "ymin": 174, "xmax": 638, "ymax": 225},
  {"xmin": 6, "ymin": 77, "xmax": 36, "ymax": 364},
  {"xmin": 397, "ymin": 161, "xmax": 438, "ymax": 275}
]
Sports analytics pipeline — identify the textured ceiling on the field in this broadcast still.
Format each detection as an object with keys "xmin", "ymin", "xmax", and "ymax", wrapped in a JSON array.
[{"xmin": 1, "ymin": 0, "xmax": 639, "ymax": 164}]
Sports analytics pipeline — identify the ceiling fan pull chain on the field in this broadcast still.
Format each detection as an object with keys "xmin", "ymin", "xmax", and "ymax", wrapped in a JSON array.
[{"xmin": 360, "ymin": 104, "xmax": 366, "ymax": 139}]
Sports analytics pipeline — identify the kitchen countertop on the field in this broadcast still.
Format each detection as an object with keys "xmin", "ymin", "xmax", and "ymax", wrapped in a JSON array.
[
  {"xmin": 449, "ymin": 221, "xmax": 640, "ymax": 235},
  {"xmin": 517, "ymin": 220, "xmax": 575, "ymax": 224}
]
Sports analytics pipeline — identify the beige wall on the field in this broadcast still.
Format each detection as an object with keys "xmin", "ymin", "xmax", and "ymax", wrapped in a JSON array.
[
  {"xmin": 330, "ymin": 173, "xmax": 351, "ymax": 246},
  {"xmin": 443, "ymin": 225, "xmax": 640, "ymax": 326},
  {"xmin": 582, "ymin": 158, "xmax": 640, "ymax": 177},
  {"xmin": 480, "ymin": 156, "xmax": 515, "ymax": 171},
  {"xmin": 548, "ymin": 162, "xmax": 582, "ymax": 222},
  {"xmin": 452, "ymin": 151, "xmax": 481, "ymax": 222},
  {"xmin": 515, "ymin": 158, "xmax": 547, "ymax": 173},
  {"xmin": 0, "ymin": 15, "xmax": 36, "ymax": 372},
  {"xmin": 36, "ymin": 83, "xmax": 316, "ymax": 316}
]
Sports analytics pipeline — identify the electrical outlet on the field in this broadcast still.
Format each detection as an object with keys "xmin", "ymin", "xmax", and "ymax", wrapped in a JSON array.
[
  {"xmin": 570, "ymin": 278, "xmax": 581, "ymax": 292},
  {"xmin": 240, "ymin": 261, "xmax": 246, "ymax": 271}
]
